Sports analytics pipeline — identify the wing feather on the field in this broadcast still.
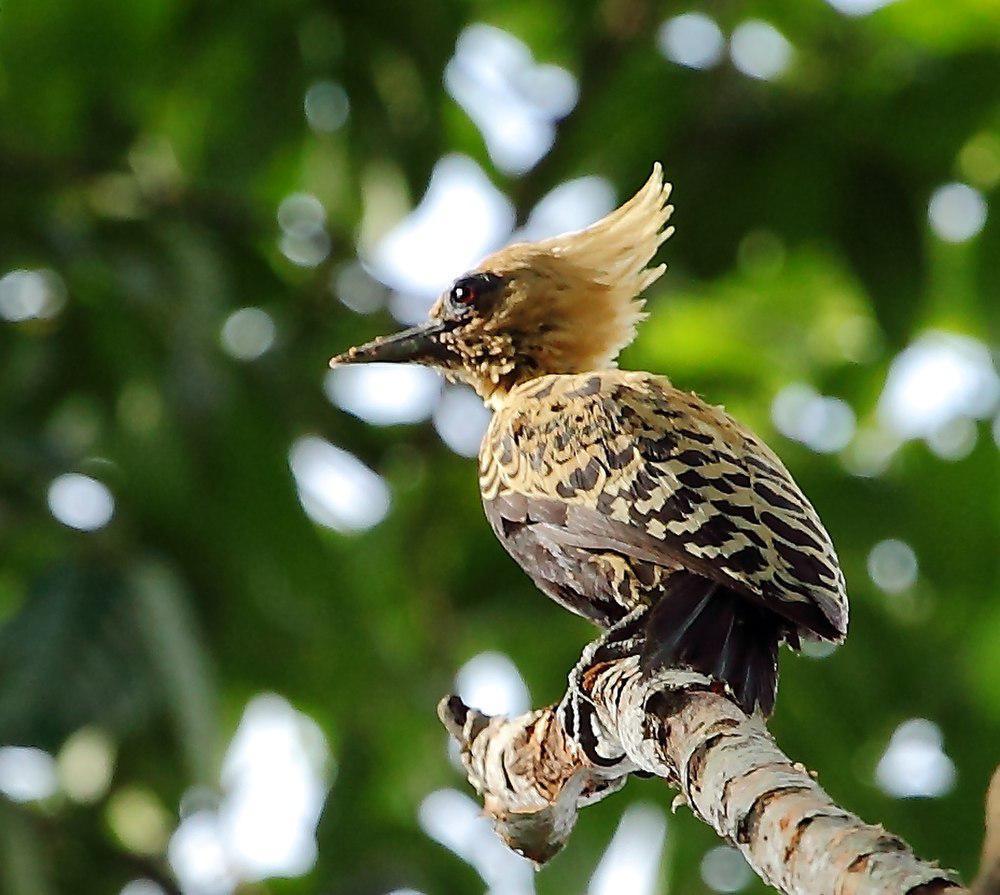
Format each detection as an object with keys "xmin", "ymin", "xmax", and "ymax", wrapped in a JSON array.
[{"xmin": 482, "ymin": 372, "xmax": 848, "ymax": 640}]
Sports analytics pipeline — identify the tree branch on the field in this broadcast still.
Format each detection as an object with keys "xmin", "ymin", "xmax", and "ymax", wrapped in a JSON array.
[{"xmin": 439, "ymin": 621, "xmax": 965, "ymax": 894}]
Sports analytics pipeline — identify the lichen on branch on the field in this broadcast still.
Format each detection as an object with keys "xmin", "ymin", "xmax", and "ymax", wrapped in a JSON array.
[{"xmin": 439, "ymin": 621, "xmax": 965, "ymax": 895}]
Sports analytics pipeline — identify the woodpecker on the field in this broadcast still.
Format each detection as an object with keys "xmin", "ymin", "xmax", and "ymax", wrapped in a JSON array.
[{"xmin": 331, "ymin": 165, "xmax": 848, "ymax": 715}]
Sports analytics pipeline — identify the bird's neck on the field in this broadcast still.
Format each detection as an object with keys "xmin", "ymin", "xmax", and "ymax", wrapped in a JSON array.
[
  {"xmin": 470, "ymin": 373, "xmax": 526, "ymax": 411},
  {"xmin": 476, "ymin": 369, "xmax": 616, "ymax": 411}
]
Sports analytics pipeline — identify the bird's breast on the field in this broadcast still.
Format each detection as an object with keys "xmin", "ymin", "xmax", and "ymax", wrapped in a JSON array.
[{"xmin": 479, "ymin": 372, "xmax": 651, "ymax": 510}]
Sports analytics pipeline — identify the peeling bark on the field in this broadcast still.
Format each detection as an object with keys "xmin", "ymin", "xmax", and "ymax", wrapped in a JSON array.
[{"xmin": 439, "ymin": 626, "xmax": 966, "ymax": 894}]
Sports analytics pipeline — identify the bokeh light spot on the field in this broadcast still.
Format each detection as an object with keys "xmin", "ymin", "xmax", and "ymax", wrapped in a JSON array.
[
  {"xmin": 589, "ymin": 804, "xmax": 667, "ymax": 895},
  {"xmin": 657, "ymin": 13, "xmax": 725, "ymax": 70},
  {"xmin": 0, "ymin": 268, "xmax": 66, "ymax": 322},
  {"xmin": 730, "ymin": 21, "xmax": 793, "ymax": 80},
  {"xmin": 876, "ymin": 719, "xmax": 956, "ymax": 798},
  {"xmin": 700, "ymin": 845, "xmax": 753, "ymax": 893},
  {"xmin": 433, "ymin": 385, "xmax": 492, "ymax": 457},
  {"xmin": 926, "ymin": 417, "xmax": 978, "ymax": 461},
  {"xmin": 108, "ymin": 787, "xmax": 172, "ymax": 856},
  {"xmin": 867, "ymin": 539, "xmax": 918, "ymax": 594},
  {"xmin": 455, "ymin": 652, "xmax": 530, "ymax": 716},
  {"xmin": 516, "ymin": 176, "xmax": 616, "ymax": 243},
  {"xmin": 771, "ymin": 384, "xmax": 856, "ymax": 453},
  {"xmin": 58, "ymin": 726, "xmax": 116, "ymax": 804},
  {"xmin": 445, "ymin": 24, "xmax": 577, "ymax": 175},
  {"xmin": 878, "ymin": 331, "xmax": 998, "ymax": 440},
  {"xmin": 304, "ymin": 80, "xmax": 350, "ymax": 133},
  {"xmin": 120, "ymin": 880, "xmax": 167, "ymax": 895},
  {"xmin": 325, "ymin": 364, "xmax": 441, "ymax": 426},
  {"xmin": 47, "ymin": 473, "xmax": 115, "ymax": 531},
  {"xmin": 825, "ymin": 0, "xmax": 897, "ymax": 15},
  {"xmin": 220, "ymin": 308, "xmax": 276, "ymax": 361},
  {"xmin": 218, "ymin": 694, "xmax": 331, "ymax": 880},
  {"xmin": 370, "ymin": 154, "xmax": 514, "ymax": 302},
  {"xmin": 168, "ymin": 810, "xmax": 236, "ymax": 895},
  {"xmin": 928, "ymin": 183, "xmax": 987, "ymax": 243},
  {"xmin": 0, "ymin": 746, "xmax": 58, "ymax": 802},
  {"xmin": 332, "ymin": 262, "xmax": 388, "ymax": 315},
  {"xmin": 289, "ymin": 436, "xmax": 391, "ymax": 533},
  {"xmin": 419, "ymin": 789, "xmax": 535, "ymax": 894}
]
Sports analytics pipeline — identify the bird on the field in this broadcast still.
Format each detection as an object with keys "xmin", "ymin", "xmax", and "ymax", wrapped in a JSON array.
[{"xmin": 330, "ymin": 164, "xmax": 848, "ymax": 715}]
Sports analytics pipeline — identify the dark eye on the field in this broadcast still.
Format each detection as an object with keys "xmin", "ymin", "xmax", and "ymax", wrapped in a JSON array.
[
  {"xmin": 448, "ymin": 272, "xmax": 503, "ymax": 310},
  {"xmin": 450, "ymin": 282, "xmax": 477, "ymax": 305}
]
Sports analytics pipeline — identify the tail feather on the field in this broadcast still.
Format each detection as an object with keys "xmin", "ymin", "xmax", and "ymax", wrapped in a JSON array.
[{"xmin": 640, "ymin": 573, "xmax": 780, "ymax": 715}]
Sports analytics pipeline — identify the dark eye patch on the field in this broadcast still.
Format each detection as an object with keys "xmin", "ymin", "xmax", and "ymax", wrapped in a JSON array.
[{"xmin": 449, "ymin": 272, "xmax": 504, "ymax": 309}]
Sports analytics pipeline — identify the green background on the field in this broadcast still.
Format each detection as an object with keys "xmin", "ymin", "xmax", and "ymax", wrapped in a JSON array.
[{"xmin": 0, "ymin": 0, "xmax": 998, "ymax": 893}]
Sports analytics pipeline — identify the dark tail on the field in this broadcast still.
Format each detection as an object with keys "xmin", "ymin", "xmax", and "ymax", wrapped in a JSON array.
[{"xmin": 640, "ymin": 573, "xmax": 781, "ymax": 716}]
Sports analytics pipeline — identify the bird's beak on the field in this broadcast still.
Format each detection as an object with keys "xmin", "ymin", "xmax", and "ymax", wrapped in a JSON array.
[{"xmin": 329, "ymin": 320, "xmax": 450, "ymax": 368}]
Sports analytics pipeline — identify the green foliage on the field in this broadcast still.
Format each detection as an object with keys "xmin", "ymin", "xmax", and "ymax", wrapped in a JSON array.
[{"xmin": 0, "ymin": 1, "xmax": 998, "ymax": 893}]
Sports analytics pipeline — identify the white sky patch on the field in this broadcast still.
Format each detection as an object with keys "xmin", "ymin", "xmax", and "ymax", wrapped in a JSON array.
[
  {"xmin": 388, "ymin": 291, "xmax": 439, "ymax": 326},
  {"xmin": 419, "ymin": 788, "xmax": 535, "ymax": 895},
  {"xmin": 0, "ymin": 746, "xmax": 59, "ymax": 802},
  {"xmin": 771, "ymin": 384, "xmax": 856, "ymax": 453},
  {"xmin": 325, "ymin": 364, "xmax": 442, "ymax": 425},
  {"xmin": 730, "ymin": 20, "xmax": 793, "ymax": 81},
  {"xmin": 455, "ymin": 651, "xmax": 530, "ymax": 716},
  {"xmin": 657, "ymin": 13, "xmax": 725, "ymax": 70},
  {"xmin": 515, "ymin": 176, "xmax": 617, "ymax": 243},
  {"xmin": 445, "ymin": 23, "xmax": 577, "ymax": 175},
  {"xmin": 120, "ymin": 880, "xmax": 167, "ymax": 895},
  {"xmin": 589, "ymin": 804, "xmax": 667, "ymax": 895},
  {"xmin": 168, "ymin": 811, "xmax": 236, "ymax": 895},
  {"xmin": 289, "ymin": 436, "xmax": 390, "ymax": 533},
  {"xmin": 0, "ymin": 268, "xmax": 67, "ymax": 322},
  {"xmin": 877, "ymin": 331, "xmax": 999, "ymax": 440},
  {"xmin": 433, "ymin": 385, "xmax": 492, "ymax": 457},
  {"xmin": 825, "ymin": 0, "xmax": 897, "ymax": 13},
  {"xmin": 867, "ymin": 539, "xmax": 918, "ymax": 594},
  {"xmin": 370, "ymin": 155, "xmax": 514, "ymax": 304},
  {"xmin": 48, "ymin": 473, "xmax": 115, "ymax": 531},
  {"xmin": 799, "ymin": 638, "xmax": 839, "ymax": 660},
  {"xmin": 701, "ymin": 845, "xmax": 753, "ymax": 893},
  {"xmin": 168, "ymin": 695, "xmax": 332, "ymax": 892},
  {"xmin": 876, "ymin": 718, "xmax": 956, "ymax": 799},
  {"xmin": 218, "ymin": 695, "xmax": 331, "ymax": 880},
  {"xmin": 220, "ymin": 307, "xmax": 276, "ymax": 361},
  {"xmin": 928, "ymin": 183, "xmax": 988, "ymax": 243}
]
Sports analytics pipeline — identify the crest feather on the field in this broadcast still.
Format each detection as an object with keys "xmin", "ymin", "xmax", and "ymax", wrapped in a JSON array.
[
  {"xmin": 467, "ymin": 165, "xmax": 675, "ymax": 395},
  {"xmin": 539, "ymin": 162, "xmax": 674, "ymax": 296},
  {"xmin": 531, "ymin": 163, "xmax": 674, "ymax": 368}
]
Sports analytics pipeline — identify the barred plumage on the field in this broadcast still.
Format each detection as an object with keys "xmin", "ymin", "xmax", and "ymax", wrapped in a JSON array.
[
  {"xmin": 331, "ymin": 165, "xmax": 849, "ymax": 715},
  {"xmin": 479, "ymin": 371, "xmax": 847, "ymax": 713}
]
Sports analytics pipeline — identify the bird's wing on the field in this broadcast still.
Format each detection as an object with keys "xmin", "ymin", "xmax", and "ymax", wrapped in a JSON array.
[{"xmin": 482, "ymin": 372, "xmax": 848, "ymax": 640}]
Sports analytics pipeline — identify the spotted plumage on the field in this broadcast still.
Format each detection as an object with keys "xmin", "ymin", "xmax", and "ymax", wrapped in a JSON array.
[
  {"xmin": 478, "ymin": 371, "xmax": 847, "ymax": 712},
  {"xmin": 331, "ymin": 164, "xmax": 849, "ymax": 715}
]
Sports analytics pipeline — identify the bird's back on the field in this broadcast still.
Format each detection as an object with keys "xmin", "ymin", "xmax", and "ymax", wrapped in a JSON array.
[{"xmin": 479, "ymin": 370, "xmax": 848, "ymax": 647}]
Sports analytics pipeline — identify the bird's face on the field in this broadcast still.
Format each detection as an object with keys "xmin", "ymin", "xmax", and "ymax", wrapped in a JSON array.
[
  {"xmin": 331, "ymin": 164, "xmax": 675, "ymax": 406},
  {"xmin": 329, "ymin": 263, "xmax": 527, "ymax": 402}
]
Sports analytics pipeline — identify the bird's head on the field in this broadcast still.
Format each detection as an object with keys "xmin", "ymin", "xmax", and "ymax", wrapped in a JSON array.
[{"xmin": 330, "ymin": 164, "xmax": 674, "ymax": 407}]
